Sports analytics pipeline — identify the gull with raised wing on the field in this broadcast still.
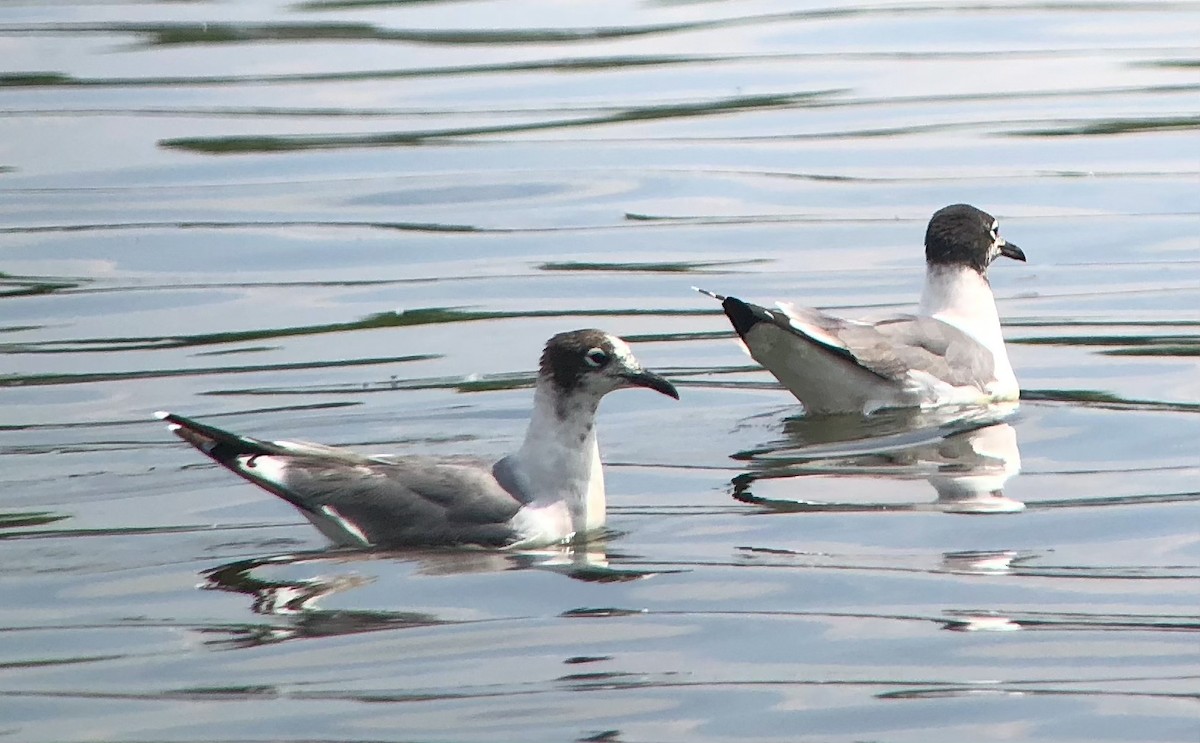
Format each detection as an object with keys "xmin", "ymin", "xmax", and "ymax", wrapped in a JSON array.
[
  {"xmin": 699, "ymin": 204, "xmax": 1026, "ymax": 415},
  {"xmin": 157, "ymin": 329, "xmax": 678, "ymax": 549}
]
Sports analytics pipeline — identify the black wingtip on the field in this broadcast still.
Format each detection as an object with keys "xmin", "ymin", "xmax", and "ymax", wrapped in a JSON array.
[
  {"xmin": 693, "ymin": 286, "xmax": 726, "ymax": 301},
  {"xmin": 721, "ymin": 296, "xmax": 771, "ymax": 339},
  {"xmin": 156, "ymin": 410, "xmax": 274, "ymax": 461}
]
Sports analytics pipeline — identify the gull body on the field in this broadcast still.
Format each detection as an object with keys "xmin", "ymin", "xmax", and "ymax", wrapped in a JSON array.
[
  {"xmin": 701, "ymin": 204, "xmax": 1027, "ymax": 415},
  {"xmin": 157, "ymin": 330, "xmax": 678, "ymax": 549}
]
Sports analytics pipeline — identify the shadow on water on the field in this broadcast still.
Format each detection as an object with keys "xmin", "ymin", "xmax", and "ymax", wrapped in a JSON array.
[
  {"xmin": 0, "ymin": 510, "xmax": 69, "ymax": 530},
  {"xmin": 538, "ymin": 259, "xmax": 770, "ymax": 273},
  {"xmin": 0, "ymin": 272, "xmax": 88, "ymax": 298},
  {"xmin": 3, "ymin": 308, "xmax": 713, "ymax": 357},
  {"xmin": 156, "ymin": 108, "xmax": 1200, "ymax": 155},
  {"xmin": 7, "ymin": 4, "xmax": 1189, "ymax": 47},
  {"xmin": 158, "ymin": 92, "xmax": 836, "ymax": 154},
  {"xmin": 1022, "ymin": 388, "xmax": 1200, "ymax": 413},
  {"xmin": 0, "ymin": 354, "xmax": 438, "ymax": 389},
  {"xmin": 1012, "ymin": 115, "xmax": 1200, "ymax": 137},
  {"xmin": 1015, "ymin": 332, "xmax": 1200, "ymax": 358}
]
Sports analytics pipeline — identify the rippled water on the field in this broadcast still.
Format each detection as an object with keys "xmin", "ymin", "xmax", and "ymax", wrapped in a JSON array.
[{"xmin": 2, "ymin": 1, "xmax": 1199, "ymax": 741}]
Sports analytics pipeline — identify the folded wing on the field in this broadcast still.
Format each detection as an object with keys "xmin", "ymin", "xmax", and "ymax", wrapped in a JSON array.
[{"xmin": 158, "ymin": 412, "xmax": 522, "ymax": 548}]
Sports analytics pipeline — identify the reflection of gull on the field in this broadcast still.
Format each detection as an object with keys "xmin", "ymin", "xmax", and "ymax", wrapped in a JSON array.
[
  {"xmin": 157, "ymin": 330, "xmax": 677, "ymax": 550},
  {"xmin": 698, "ymin": 204, "xmax": 1027, "ymax": 414},
  {"xmin": 199, "ymin": 554, "xmax": 441, "ymax": 647},
  {"xmin": 939, "ymin": 610, "xmax": 1022, "ymax": 632},
  {"xmin": 730, "ymin": 405, "xmax": 1024, "ymax": 513},
  {"xmin": 941, "ymin": 550, "xmax": 1022, "ymax": 575},
  {"xmin": 927, "ymin": 422, "xmax": 1024, "ymax": 513},
  {"xmin": 198, "ymin": 542, "xmax": 663, "ymax": 647}
]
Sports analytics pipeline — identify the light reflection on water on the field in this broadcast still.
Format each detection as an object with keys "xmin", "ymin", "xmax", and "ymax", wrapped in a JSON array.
[{"xmin": 1, "ymin": 0, "xmax": 1199, "ymax": 741}]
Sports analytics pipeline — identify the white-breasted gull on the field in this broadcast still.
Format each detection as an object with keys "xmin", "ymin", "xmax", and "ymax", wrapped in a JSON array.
[
  {"xmin": 156, "ymin": 329, "xmax": 678, "ymax": 549},
  {"xmin": 697, "ymin": 204, "xmax": 1027, "ymax": 415}
]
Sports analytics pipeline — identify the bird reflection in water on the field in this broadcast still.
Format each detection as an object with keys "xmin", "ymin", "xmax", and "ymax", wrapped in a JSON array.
[
  {"xmin": 197, "ymin": 540, "xmax": 660, "ymax": 648},
  {"xmin": 728, "ymin": 403, "xmax": 1024, "ymax": 514}
]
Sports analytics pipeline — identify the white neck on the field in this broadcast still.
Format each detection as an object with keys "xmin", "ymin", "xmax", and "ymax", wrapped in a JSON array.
[
  {"xmin": 506, "ymin": 381, "xmax": 606, "ymax": 539},
  {"xmin": 919, "ymin": 264, "xmax": 1016, "ymax": 386}
]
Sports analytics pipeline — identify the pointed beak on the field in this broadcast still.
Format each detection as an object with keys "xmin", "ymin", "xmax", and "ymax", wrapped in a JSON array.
[
  {"xmin": 999, "ymin": 241, "xmax": 1026, "ymax": 262},
  {"xmin": 621, "ymin": 368, "xmax": 680, "ymax": 399}
]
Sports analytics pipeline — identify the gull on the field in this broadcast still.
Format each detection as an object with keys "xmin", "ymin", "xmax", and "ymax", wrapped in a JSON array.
[
  {"xmin": 156, "ymin": 329, "xmax": 678, "ymax": 549},
  {"xmin": 698, "ymin": 204, "xmax": 1026, "ymax": 415}
]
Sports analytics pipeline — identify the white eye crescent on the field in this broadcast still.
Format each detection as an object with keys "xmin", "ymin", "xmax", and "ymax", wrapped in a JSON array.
[{"xmin": 584, "ymin": 348, "xmax": 609, "ymax": 368}]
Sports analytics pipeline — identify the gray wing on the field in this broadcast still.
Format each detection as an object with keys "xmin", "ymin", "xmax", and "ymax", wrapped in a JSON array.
[
  {"xmin": 781, "ymin": 306, "xmax": 997, "ymax": 390},
  {"xmin": 158, "ymin": 412, "xmax": 522, "ymax": 548},
  {"xmin": 276, "ymin": 456, "xmax": 524, "ymax": 548}
]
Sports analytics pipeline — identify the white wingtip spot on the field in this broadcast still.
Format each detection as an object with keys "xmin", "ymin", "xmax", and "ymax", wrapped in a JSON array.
[
  {"xmin": 237, "ymin": 454, "xmax": 289, "ymax": 487},
  {"xmin": 155, "ymin": 411, "xmax": 183, "ymax": 433},
  {"xmin": 319, "ymin": 505, "xmax": 371, "ymax": 548},
  {"xmin": 774, "ymin": 303, "xmax": 849, "ymax": 352}
]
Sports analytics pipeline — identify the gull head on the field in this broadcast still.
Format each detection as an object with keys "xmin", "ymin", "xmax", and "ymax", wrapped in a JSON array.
[
  {"xmin": 538, "ymin": 329, "xmax": 679, "ymax": 409},
  {"xmin": 925, "ymin": 204, "xmax": 1026, "ymax": 276}
]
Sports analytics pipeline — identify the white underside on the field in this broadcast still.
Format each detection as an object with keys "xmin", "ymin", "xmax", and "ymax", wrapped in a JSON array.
[
  {"xmin": 920, "ymin": 265, "xmax": 1018, "ymax": 395},
  {"xmin": 506, "ymin": 499, "xmax": 576, "ymax": 548},
  {"xmin": 500, "ymin": 383, "xmax": 609, "ymax": 545}
]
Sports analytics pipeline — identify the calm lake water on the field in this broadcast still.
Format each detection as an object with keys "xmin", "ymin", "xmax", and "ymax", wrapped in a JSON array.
[{"xmin": 2, "ymin": 1, "xmax": 1198, "ymax": 741}]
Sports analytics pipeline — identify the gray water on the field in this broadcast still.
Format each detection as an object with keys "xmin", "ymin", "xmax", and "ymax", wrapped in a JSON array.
[{"xmin": 2, "ymin": 1, "xmax": 1199, "ymax": 741}]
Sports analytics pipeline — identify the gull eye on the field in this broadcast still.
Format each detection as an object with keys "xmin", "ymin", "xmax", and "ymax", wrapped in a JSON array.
[{"xmin": 584, "ymin": 348, "xmax": 609, "ymax": 368}]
